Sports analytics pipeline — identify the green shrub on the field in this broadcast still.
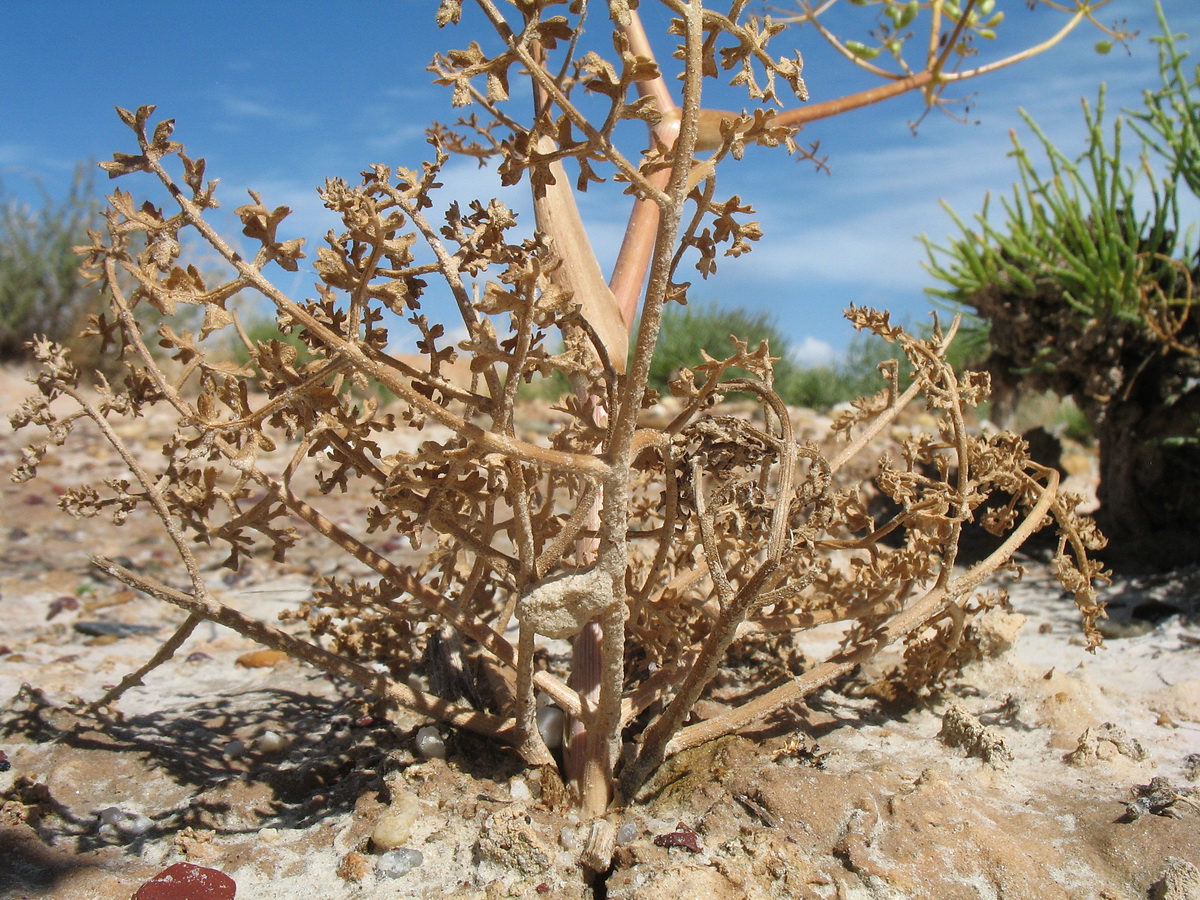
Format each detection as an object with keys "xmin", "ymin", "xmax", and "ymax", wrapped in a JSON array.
[
  {"xmin": 776, "ymin": 330, "xmax": 903, "ymax": 410},
  {"xmin": 646, "ymin": 300, "xmax": 799, "ymax": 396},
  {"xmin": 922, "ymin": 2, "xmax": 1199, "ymax": 562},
  {"xmin": 0, "ymin": 164, "xmax": 107, "ymax": 365},
  {"xmin": 221, "ymin": 310, "xmax": 316, "ymax": 367},
  {"xmin": 648, "ymin": 301, "xmax": 944, "ymax": 411}
]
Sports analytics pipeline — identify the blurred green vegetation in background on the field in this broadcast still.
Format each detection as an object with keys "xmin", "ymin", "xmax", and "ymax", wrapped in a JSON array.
[{"xmin": 0, "ymin": 163, "xmax": 109, "ymax": 369}]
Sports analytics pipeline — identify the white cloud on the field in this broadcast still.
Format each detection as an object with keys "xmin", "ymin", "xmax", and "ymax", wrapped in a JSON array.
[
  {"xmin": 789, "ymin": 335, "xmax": 839, "ymax": 368},
  {"xmin": 365, "ymin": 123, "xmax": 431, "ymax": 153},
  {"xmin": 216, "ymin": 94, "xmax": 320, "ymax": 129}
]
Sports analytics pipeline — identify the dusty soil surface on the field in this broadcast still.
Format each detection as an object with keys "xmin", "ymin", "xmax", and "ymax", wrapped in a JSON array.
[{"xmin": 1, "ymin": 365, "xmax": 1198, "ymax": 900}]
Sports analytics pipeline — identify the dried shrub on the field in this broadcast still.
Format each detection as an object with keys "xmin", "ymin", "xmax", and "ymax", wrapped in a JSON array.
[{"xmin": 11, "ymin": 0, "xmax": 1117, "ymax": 820}]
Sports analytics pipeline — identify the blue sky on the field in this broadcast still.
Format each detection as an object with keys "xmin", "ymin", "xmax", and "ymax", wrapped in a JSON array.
[{"xmin": 3, "ymin": 1, "xmax": 1198, "ymax": 365}]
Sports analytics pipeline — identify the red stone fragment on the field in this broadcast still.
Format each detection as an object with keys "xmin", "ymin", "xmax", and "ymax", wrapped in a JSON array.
[
  {"xmin": 133, "ymin": 862, "xmax": 236, "ymax": 900},
  {"xmin": 46, "ymin": 595, "xmax": 80, "ymax": 621},
  {"xmin": 653, "ymin": 829, "xmax": 702, "ymax": 853}
]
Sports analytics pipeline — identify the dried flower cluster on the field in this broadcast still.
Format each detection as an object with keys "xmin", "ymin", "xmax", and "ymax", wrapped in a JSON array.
[{"xmin": 11, "ymin": 0, "xmax": 1113, "ymax": 819}]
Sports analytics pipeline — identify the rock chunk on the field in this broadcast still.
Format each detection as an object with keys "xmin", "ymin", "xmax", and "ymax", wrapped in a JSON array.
[{"xmin": 133, "ymin": 862, "xmax": 236, "ymax": 900}]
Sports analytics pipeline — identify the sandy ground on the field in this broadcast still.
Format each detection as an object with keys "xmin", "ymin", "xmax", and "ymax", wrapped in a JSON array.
[{"xmin": 1, "ymin": 364, "xmax": 1198, "ymax": 900}]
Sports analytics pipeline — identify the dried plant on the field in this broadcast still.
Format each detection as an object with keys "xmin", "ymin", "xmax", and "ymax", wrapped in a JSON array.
[{"xmin": 12, "ymin": 0, "xmax": 1116, "ymax": 823}]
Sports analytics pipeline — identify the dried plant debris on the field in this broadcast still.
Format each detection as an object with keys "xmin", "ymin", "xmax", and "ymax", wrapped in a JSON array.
[
  {"xmin": 8, "ymin": 1, "xmax": 1113, "ymax": 816},
  {"xmin": 1184, "ymin": 753, "xmax": 1200, "ymax": 782},
  {"xmin": 1066, "ymin": 722, "xmax": 1149, "ymax": 767},
  {"xmin": 1119, "ymin": 777, "xmax": 1200, "ymax": 823},
  {"xmin": 938, "ymin": 704, "xmax": 1013, "ymax": 767}
]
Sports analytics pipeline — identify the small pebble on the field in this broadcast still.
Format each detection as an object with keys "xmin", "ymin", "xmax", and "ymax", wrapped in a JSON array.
[
  {"xmin": 254, "ymin": 730, "xmax": 289, "ymax": 753},
  {"xmin": 222, "ymin": 740, "xmax": 247, "ymax": 759},
  {"xmin": 337, "ymin": 851, "xmax": 371, "ymax": 883},
  {"xmin": 414, "ymin": 725, "xmax": 446, "ymax": 760},
  {"xmin": 97, "ymin": 806, "xmax": 153, "ymax": 839},
  {"xmin": 122, "ymin": 814, "xmax": 153, "ymax": 837},
  {"xmin": 536, "ymin": 705, "xmax": 564, "ymax": 750},
  {"xmin": 508, "ymin": 777, "xmax": 532, "ymax": 801},
  {"xmin": 236, "ymin": 648, "xmax": 289, "ymax": 668},
  {"xmin": 654, "ymin": 828, "xmax": 702, "ymax": 853},
  {"xmin": 1183, "ymin": 753, "xmax": 1200, "ymax": 781},
  {"xmin": 372, "ymin": 791, "xmax": 422, "ymax": 850},
  {"xmin": 258, "ymin": 827, "xmax": 280, "ymax": 844},
  {"xmin": 46, "ymin": 596, "xmax": 79, "ymax": 621},
  {"xmin": 377, "ymin": 847, "xmax": 424, "ymax": 878},
  {"xmin": 616, "ymin": 823, "xmax": 639, "ymax": 844},
  {"xmin": 74, "ymin": 620, "xmax": 159, "ymax": 638}
]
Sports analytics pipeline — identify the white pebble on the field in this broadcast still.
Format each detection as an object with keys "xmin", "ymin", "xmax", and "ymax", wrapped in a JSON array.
[
  {"xmin": 258, "ymin": 827, "xmax": 280, "ymax": 844},
  {"xmin": 414, "ymin": 726, "xmax": 446, "ymax": 760},
  {"xmin": 222, "ymin": 739, "xmax": 247, "ymax": 759},
  {"xmin": 254, "ymin": 730, "xmax": 289, "ymax": 754},
  {"xmin": 98, "ymin": 807, "xmax": 126, "ymax": 827},
  {"xmin": 617, "ymin": 822, "xmax": 639, "ymax": 844},
  {"xmin": 96, "ymin": 807, "xmax": 152, "ymax": 840},
  {"xmin": 377, "ymin": 847, "xmax": 424, "ymax": 878},
  {"xmin": 508, "ymin": 776, "xmax": 532, "ymax": 801},
  {"xmin": 118, "ymin": 813, "xmax": 153, "ymax": 837},
  {"xmin": 536, "ymin": 705, "xmax": 564, "ymax": 750}
]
